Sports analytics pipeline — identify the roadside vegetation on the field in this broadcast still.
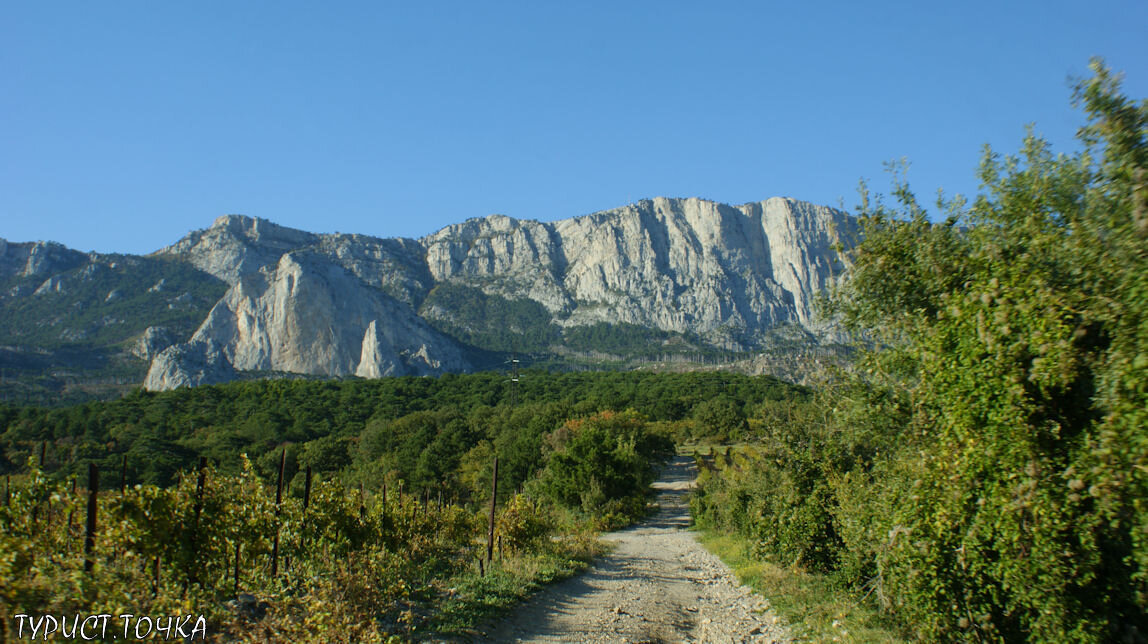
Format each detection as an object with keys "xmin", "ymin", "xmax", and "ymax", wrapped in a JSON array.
[
  {"xmin": 1, "ymin": 370, "xmax": 781, "ymax": 641},
  {"xmin": 691, "ymin": 61, "xmax": 1148, "ymax": 642}
]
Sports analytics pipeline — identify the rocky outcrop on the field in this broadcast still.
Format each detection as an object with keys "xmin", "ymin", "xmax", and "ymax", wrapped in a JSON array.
[
  {"xmin": 312, "ymin": 234, "xmax": 434, "ymax": 307},
  {"xmin": 131, "ymin": 326, "xmax": 178, "ymax": 361},
  {"xmin": 155, "ymin": 215, "xmax": 319, "ymax": 285},
  {"xmin": 180, "ymin": 250, "xmax": 468, "ymax": 382},
  {"xmin": 421, "ymin": 197, "xmax": 856, "ymax": 345},
  {"xmin": 422, "ymin": 215, "xmax": 572, "ymax": 312},
  {"xmin": 0, "ymin": 238, "xmax": 88, "ymax": 279},
  {"xmin": 144, "ymin": 338, "xmax": 237, "ymax": 390},
  {"xmin": 137, "ymin": 196, "xmax": 857, "ymax": 389}
]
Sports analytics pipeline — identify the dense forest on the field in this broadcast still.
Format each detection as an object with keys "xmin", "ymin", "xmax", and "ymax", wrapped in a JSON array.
[{"xmin": 0, "ymin": 370, "xmax": 797, "ymax": 495}]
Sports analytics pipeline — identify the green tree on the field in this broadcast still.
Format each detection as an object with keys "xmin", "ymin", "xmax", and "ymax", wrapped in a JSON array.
[
  {"xmin": 828, "ymin": 60, "xmax": 1148, "ymax": 641},
  {"xmin": 538, "ymin": 410, "xmax": 670, "ymax": 517},
  {"xmin": 691, "ymin": 395, "xmax": 748, "ymax": 441}
]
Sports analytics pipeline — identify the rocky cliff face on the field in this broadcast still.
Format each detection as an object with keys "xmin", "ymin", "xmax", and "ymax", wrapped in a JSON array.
[
  {"xmin": 0, "ymin": 238, "xmax": 89, "ymax": 280},
  {"xmin": 156, "ymin": 215, "xmax": 319, "ymax": 285},
  {"xmin": 134, "ymin": 196, "xmax": 856, "ymax": 390},
  {"xmin": 421, "ymin": 197, "xmax": 856, "ymax": 342}
]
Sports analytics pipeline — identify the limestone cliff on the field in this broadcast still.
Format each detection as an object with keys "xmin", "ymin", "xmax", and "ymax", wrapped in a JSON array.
[
  {"xmin": 144, "ymin": 338, "xmax": 236, "ymax": 391},
  {"xmin": 155, "ymin": 215, "xmax": 319, "ymax": 285},
  {"xmin": 421, "ymin": 196, "xmax": 856, "ymax": 344},
  {"xmin": 155, "ymin": 250, "xmax": 468, "ymax": 383},
  {"xmin": 0, "ymin": 238, "xmax": 88, "ymax": 280},
  {"xmin": 139, "ymin": 196, "xmax": 856, "ymax": 390}
]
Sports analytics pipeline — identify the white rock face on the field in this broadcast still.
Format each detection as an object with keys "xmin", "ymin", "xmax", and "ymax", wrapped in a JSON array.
[
  {"xmin": 0, "ymin": 238, "xmax": 87, "ymax": 280},
  {"xmin": 420, "ymin": 196, "xmax": 857, "ymax": 345},
  {"xmin": 146, "ymin": 196, "xmax": 858, "ymax": 389},
  {"xmin": 131, "ymin": 326, "xmax": 178, "ymax": 360},
  {"xmin": 354, "ymin": 319, "xmax": 447, "ymax": 378},
  {"xmin": 154, "ymin": 215, "xmax": 319, "ymax": 285},
  {"xmin": 151, "ymin": 250, "xmax": 469, "ymax": 389},
  {"xmin": 34, "ymin": 275, "xmax": 66, "ymax": 295},
  {"xmin": 313, "ymin": 234, "xmax": 434, "ymax": 306},
  {"xmin": 422, "ymin": 215, "xmax": 571, "ymax": 312},
  {"xmin": 144, "ymin": 338, "xmax": 237, "ymax": 390}
]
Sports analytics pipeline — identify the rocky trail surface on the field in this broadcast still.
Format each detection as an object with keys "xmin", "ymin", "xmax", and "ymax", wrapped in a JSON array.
[{"xmin": 474, "ymin": 456, "xmax": 792, "ymax": 643}]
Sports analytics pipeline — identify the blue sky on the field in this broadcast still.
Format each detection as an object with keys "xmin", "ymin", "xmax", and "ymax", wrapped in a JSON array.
[{"xmin": 2, "ymin": 1, "xmax": 1146, "ymax": 255}]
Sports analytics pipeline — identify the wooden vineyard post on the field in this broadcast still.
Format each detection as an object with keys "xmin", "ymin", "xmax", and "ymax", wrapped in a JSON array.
[
  {"xmin": 233, "ymin": 541, "xmax": 241, "ymax": 596},
  {"xmin": 271, "ymin": 448, "xmax": 286, "ymax": 578},
  {"xmin": 359, "ymin": 482, "xmax": 366, "ymax": 522},
  {"xmin": 66, "ymin": 477, "xmax": 77, "ymax": 548},
  {"xmin": 120, "ymin": 454, "xmax": 128, "ymax": 495},
  {"xmin": 297, "ymin": 466, "xmax": 312, "ymax": 559},
  {"xmin": 303, "ymin": 466, "xmax": 312, "ymax": 511},
  {"xmin": 84, "ymin": 463, "xmax": 99, "ymax": 574},
  {"xmin": 31, "ymin": 446, "xmax": 46, "ymax": 525},
  {"xmin": 381, "ymin": 480, "xmax": 387, "ymax": 508},
  {"xmin": 189, "ymin": 457, "xmax": 207, "ymax": 588},
  {"xmin": 486, "ymin": 455, "xmax": 499, "ymax": 570}
]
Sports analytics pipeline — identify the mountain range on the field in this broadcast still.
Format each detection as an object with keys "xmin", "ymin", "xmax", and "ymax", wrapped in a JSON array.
[{"xmin": 0, "ymin": 196, "xmax": 857, "ymax": 401}]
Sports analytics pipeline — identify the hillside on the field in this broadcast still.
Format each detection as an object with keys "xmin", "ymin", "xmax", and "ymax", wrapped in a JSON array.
[{"xmin": 1, "ymin": 196, "xmax": 857, "ymax": 399}]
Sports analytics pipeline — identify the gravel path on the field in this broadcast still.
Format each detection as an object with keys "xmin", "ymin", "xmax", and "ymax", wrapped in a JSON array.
[{"xmin": 476, "ymin": 455, "xmax": 791, "ymax": 643}]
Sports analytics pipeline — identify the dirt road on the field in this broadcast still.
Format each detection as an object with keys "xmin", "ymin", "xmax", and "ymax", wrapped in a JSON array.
[{"xmin": 476, "ymin": 455, "xmax": 791, "ymax": 643}]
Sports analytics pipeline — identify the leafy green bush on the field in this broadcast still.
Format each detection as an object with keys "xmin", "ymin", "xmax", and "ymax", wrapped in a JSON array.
[
  {"xmin": 826, "ymin": 61, "xmax": 1147, "ymax": 642},
  {"xmin": 696, "ymin": 62, "xmax": 1148, "ymax": 642},
  {"xmin": 538, "ymin": 410, "xmax": 671, "ymax": 523},
  {"xmin": 496, "ymin": 493, "xmax": 555, "ymax": 553}
]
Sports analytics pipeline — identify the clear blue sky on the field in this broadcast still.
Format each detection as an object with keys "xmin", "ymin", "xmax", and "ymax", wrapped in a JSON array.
[{"xmin": 3, "ymin": 1, "xmax": 1146, "ymax": 255}]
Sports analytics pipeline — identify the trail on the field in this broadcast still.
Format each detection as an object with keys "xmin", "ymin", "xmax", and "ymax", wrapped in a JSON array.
[{"xmin": 475, "ymin": 455, "xmax": 791, "ymax": 643}]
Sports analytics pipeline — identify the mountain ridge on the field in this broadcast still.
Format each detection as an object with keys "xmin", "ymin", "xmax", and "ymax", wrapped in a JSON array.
[{"xmin": 1, "ymin": 196, "xmax": 857, "ymax": 397}]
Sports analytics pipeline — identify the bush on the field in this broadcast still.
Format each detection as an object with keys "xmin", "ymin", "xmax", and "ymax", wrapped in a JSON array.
[
  {"xmin": 538, "ymin": 410, "xmax": 670, "ymax": 523},
  {"xmin": 497, "ymin": 494, "xmax": 555, "ymax": 553}
]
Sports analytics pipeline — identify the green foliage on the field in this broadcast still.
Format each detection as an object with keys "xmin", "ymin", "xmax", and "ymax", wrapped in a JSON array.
[
  {"xmin": 691, "ymin": 395, "xmax": 749, "ymax": 442},
  {"xmin": 537, "ymin": 410, "xmax": 672, "ymax": 525},
  {"xmin": 1, "ymin": 370, "xmax": 798, "ymax": 487},
  {"xmin": 561, "ymin": 321, "xmax": 693, "ymax": 357},
  {"xmin": 496, "ymin": 493, "xmax": 556, "ymax": 553},
  {"xmin": 695, "ymin": 61, "xmax": 1148, "ymax": 642},
  {"xmin": 0, "ymin": 455, "xmax": 594, "ymax": 642},
  {"xmin": 419, "ymin": 282, "xmax": 560, "ymax": 352},
  {"xmin": 825, "ymin": 60, "xmax": 1148, "ymax": 642},
  {"xmin": 0, "ymin": 255, "xmax": 225, "ymax": 351},
  {"xmin": 1, "ymin": 369, "xmax": 740, "ymax": 639}
]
